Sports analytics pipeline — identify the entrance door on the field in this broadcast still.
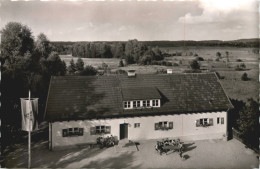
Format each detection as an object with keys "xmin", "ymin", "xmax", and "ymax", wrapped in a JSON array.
[{"xmin": 120, "ymin": 123, "xmax": 128, "ymax": 140}]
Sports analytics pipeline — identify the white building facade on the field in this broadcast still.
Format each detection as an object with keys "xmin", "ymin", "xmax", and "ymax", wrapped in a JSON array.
[{"xmin": 49, "ymin": 111, "xmax": 228, "ymax": 150}]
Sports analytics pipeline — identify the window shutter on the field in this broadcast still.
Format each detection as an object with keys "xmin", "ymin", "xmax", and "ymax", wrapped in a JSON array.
[
  {"xmin": 155, "ymin": 123, "xmax": 159, "ymax": 130},
  {"xmin": 169, "ymin": 122, "xmax": 173, "ymax": 129},
  {"xmin": 105, "ymin": 126, "xmax": 111, "ymax": 134},
  {"xmin": 62, "ymin": 129, "xmax": 68, "ymax": 137},
  {"xmin": 90, "ymin": 127, "xmax": 96, "ymax": 135},
  {"xmin": 78, "ymin": 128, "xmax": 84, "ymax": 136},
  {"xmin": 196, "ymin": 120, "xmax": 200, "ymax": 127},
  {"xmin": 209, "ymin": 118, "xmax": 213, "ymax": 126},
  {"xmin": 221, "ymin": 117, "xmax": 224, "ymax": 124}
]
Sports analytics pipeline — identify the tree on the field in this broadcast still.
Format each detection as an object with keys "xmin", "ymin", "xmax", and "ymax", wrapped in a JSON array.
[
  {"xmin": 190, "ymin": 60, "xmax": 200, "ymax": 70},
  {"xmin": 0, "ymin": 22, "xmax": 34, "ymax": 65},
  {"xmin": 40, "ymin": 52, "xmax": 66, "ymax": 76},
  {"xmin": 119, "ymin": 59, "xmax": 124, "ymax": 67},
  {"xmin": 229, "ymin": 99, "xmax": 246, "ymax": 130},
  {"xmin": 67, "ymin": 59, "xmax": 76, "ymax": 74},
  {"xmin": 76, "ymin": 58, "xmax": 84, "ymax": 72},
  {"xmin": 195, "ymin": 57, "xmax": 204, "ymax": 61},
  {"xmin": 216, "ymin": 52, "xmax": 221, "ymax": 59},
  {"xmin": 225, "ymin": 51, "xmax": 230, "ymax": 67},
  {"xmin": 237, "ymin": 98, "xmax": 259, "ymax": 149},
  {"xmin": 80, "ymin": 65, "xmax": 97, "ymax": 76},
  {"xmin": 125, "ymin": 54, "xmax": 135, "ymax": 65},
  {"xmin": 241, "ymin": 73, "xmax": 249, "ymax": 81},
  {"xmin": 35, "ymin": 33, "xmax": 51, "ymax": 58}
]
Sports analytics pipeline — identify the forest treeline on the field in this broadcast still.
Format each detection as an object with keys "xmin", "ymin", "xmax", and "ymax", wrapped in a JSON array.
[
  {"xmin": 69, "ymin": 40, "xmax": 165, "ymax": 65},
  {"xmin": 51, "ymin": 39, "xmax": 260, "ymax": 55}
]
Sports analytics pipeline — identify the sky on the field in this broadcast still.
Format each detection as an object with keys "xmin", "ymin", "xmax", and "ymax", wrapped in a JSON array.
[{"xmin": 0, "ymin": 0, "xmax": 258, "ymax": 41}]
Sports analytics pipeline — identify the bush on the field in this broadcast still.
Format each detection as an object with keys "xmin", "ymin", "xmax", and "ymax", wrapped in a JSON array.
[
  {"xmin": 236, "ymin": 59, "xmax": 243, "ymax": 62},
  {"xmin": 241, "ymin": 73, "xmax": 249, "ymax": 81},
  {"xmin": 196, "ymin": 57, "xmax": 204, "ymax": 61},
  {"xmin": 173, "ymin": 63, "xmax": 179, "ymax": 66},
  {"xmin": 235, "ymin": 63, "xmax": 246, "ymax": 71},
  {"xmin": 215, "ymin": 58, "xmax": 220, "ymax": 61},
  {"xmin": 161, "ymin": 61, "xmax": 167, "ymax": 66},
  {"xmin": 119, "ymin": 60, "xmax": 124, "ymax": 67},
  {"xmin": 194, "ymin": 53, "xmax": 198, "ymax": 57},
  {"xmin": 183, "ymin": 69, "xmax": 202, "ymax": 73},
  {"xmin": 166, "ymin": 62, "xmax": 172, "ymax": 66},
  {"xmin": 115, "ymin": 69, "xmax": 127, "ymax": 74},
  {"xmin": 80, "ymin": 65, "xmax": 97, "ymax": 76},
  {"xmin": 216, "ymin": 52, "xmax": 221, "ymax": 58},
  {"xmin": 189, "ymin": 60, "xmax": 200, "ymax": 70},
  {"xmin": 151, "ymin": 60, "xmax": 158, "ymax": 65}
]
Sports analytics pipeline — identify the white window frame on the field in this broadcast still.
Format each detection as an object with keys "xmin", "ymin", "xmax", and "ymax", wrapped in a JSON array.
[
  {"xmin": 155, "ymin": 121, "xmax": 173, "ymax": 130},
  {"xmin": 137, "ymin": 100, "xmax": 141, "ymax": 107},
  {"xmin": 133, "ymin": 101, "xmax": 137, "ymax": 108},
  {"xmin": 123, "ymin": 101, "xmax": 131, "ymax": 109},
  {"xmin": 94, "ymin": 125, "xmax": 111, "ymax": 134},
  {"xmin": 143, "ymin": 100, "xmax": 150, "ymax": 107},
  {"xmin": 152, "ymin": 99, "xmax": 159, "ymax": 107},
  {"xmin": 196, "ymin": 118, "xmax": 213, "ymax": 127},
  {"xmin": 217, "ymin": 117, "xmax": 224, "ymax": 125}
]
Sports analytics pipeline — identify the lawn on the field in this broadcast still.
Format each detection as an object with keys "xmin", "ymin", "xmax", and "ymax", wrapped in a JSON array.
[{"xmin": 2, "ymin": 136, "xmax": 259, "ymax": 169}]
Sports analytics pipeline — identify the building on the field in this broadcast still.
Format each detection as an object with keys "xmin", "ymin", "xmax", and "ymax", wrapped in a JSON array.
[{"xmin": 45, "ymin": 72, "xmax": 233, "ymax": 150}]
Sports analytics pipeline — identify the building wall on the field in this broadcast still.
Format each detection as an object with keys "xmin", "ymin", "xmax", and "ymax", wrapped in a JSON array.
[{"xmin": 51, "ymin": 111, "xmax": 227, "ymax": 149}]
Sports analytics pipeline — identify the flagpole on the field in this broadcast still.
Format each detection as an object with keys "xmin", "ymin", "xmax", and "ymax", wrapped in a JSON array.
[{"xmin": 28, "ymin": 90, "xmax": 31, "ymax": 169}]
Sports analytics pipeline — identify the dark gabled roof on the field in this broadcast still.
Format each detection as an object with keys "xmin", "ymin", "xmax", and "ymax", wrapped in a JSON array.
[
  {"xmin": 121, "ymin": 87, "xmax": 161, "ymax": 101},
  {"xmin": 45, "ymin": 73, "xmax": 233, "ymax": 121}
]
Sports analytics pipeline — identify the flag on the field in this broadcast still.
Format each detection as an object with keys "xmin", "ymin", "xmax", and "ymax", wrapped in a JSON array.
[{"xmin": 20, "ymin": 98, "xmax": 39, "ymax": 131}]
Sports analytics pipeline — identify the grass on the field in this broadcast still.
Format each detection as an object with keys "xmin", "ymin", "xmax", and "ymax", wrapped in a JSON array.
[{"xmin": 59, "ymin": 47, "xmax": 259, "ymax": 102}]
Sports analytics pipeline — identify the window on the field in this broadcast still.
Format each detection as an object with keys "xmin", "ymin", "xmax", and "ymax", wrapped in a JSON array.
[
  {"xmin": 152, "ymin": 100, "xmax": 159, "ymax": 107},
  {"xmin": 155, "ymin": 121, "xmax": 173, "ymax": 130},
  {"xmin": 62, "ymin": 127, "xmax": 84, "ymax": 137},
  {"xmin": 90, "ymin": 125, "xmax": 111, "ymax": 135},
  {"xmin": 137, "ymin": 101, "xmax": 140, "ymax": 107},
  {"xmin": 217, "ymin": 117, "xmax": 224, "ymax": 125},
  {"xmin": 134, "ymin": 123, "xmax": 140, "ymax": 128},
  {"xmin": 168, "ymin": 122, "xmax": 173, "ymax": 129},
  {"xmin": 133, "ymin": 101, "xmax": 137, "ymax": 108},
  {"xmin": 221, "ymin": 117, "xmax": 224, "ymax": 124},
  {"xmin": 124, "ymin": 101, "xmax": 131, "ymax": 109},
  {"xmin": 143, "ymin": 100, "xmax": 150, "ymax": 107},
  {"xmin": 196, "ymin": 118, "xmax": 213, "ymax": 127}
]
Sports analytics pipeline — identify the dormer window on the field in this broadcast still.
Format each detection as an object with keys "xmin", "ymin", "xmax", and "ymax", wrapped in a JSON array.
[
  {"xmin": 124, "ymin": 101, "xmax": 131, "ymax": 109},
  {"xmin": 137, "ymin": 101, "xmax": 140, "ymax": 107},
  {"xmin": 143, "ymin": 100, "xmax": 150, "ymax": 107},
  {"xmin": 122, "ymin": 87, "xmax": 161, "ymax": 110},
  {"xmin": 152, "ymin": 100, "xmax": 159, "ymax": 107}
]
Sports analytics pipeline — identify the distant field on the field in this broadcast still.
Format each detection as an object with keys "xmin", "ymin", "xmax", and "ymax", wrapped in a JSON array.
[
  {"xmin": 60, "ymin": 55, "xmax": 121, "ymax": 69},
  {"xmin": 59, "ymin": 47, "xmax": 259, "ymax": 102}
]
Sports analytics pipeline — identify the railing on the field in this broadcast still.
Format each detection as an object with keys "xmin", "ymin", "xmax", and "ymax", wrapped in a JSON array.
[
  {"xmin": 232, "ymin": 127, "xmax": 258, "ymax": 153},
  {"xmin": 232, "ymin": 127, "xmax": 243, "ymax": 143}
]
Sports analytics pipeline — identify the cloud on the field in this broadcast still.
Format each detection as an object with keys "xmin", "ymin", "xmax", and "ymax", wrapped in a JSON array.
[
  {"xmin": 76, "ymin": 26, "xmax": 85, "ymax": 31},
  {"xmin": 178, "ymin": 0, "xmax": 257, "ymax": 24},
  {"xmin": 118, "ymin": 25, "xmax": 135, "ymax": 32}
]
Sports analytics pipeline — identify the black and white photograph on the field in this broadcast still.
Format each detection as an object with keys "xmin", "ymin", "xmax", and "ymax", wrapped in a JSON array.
[{"xmin": 0, "ymin": 0, "xmax": 259, "ymax": 168}]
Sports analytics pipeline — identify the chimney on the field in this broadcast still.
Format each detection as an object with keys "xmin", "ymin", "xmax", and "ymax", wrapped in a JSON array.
[
  {"xmin": 167, "ymin": 69, "xmax": 173, "ymax": 74},
  {"xmin": 127, "ymin": 70, "xmax": 136, "ymax": 77}
]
